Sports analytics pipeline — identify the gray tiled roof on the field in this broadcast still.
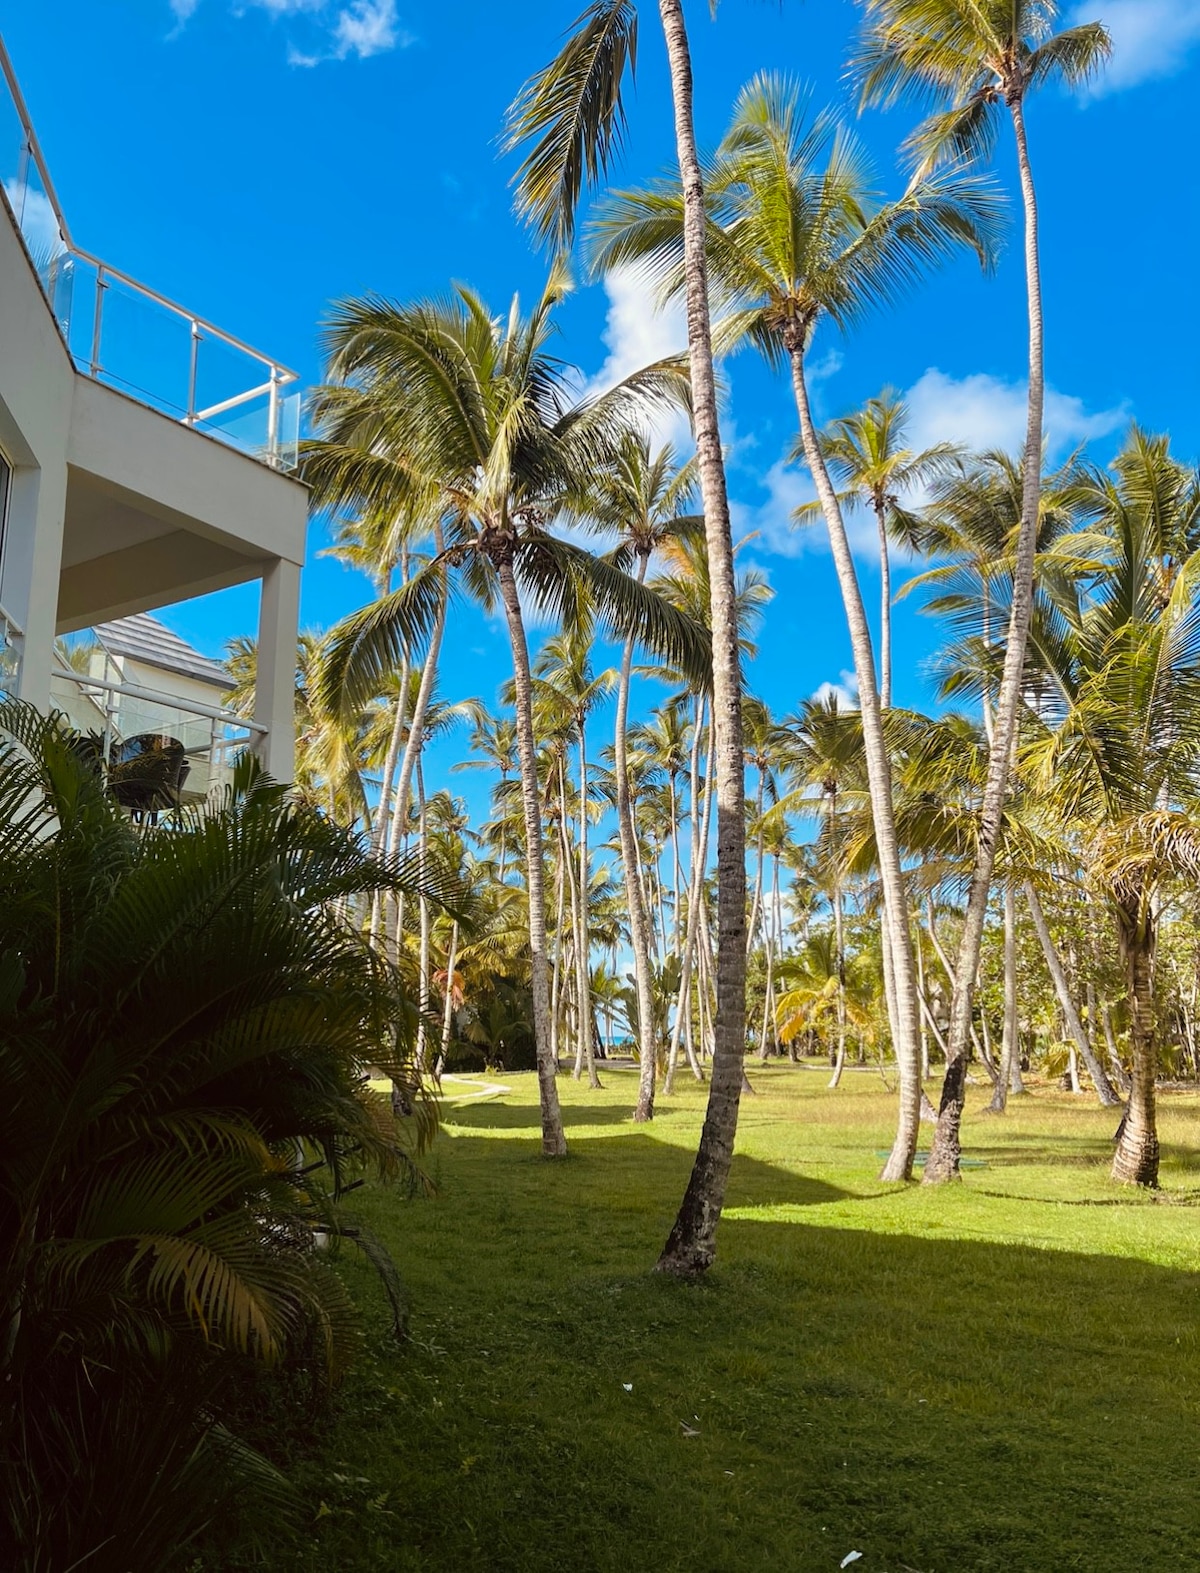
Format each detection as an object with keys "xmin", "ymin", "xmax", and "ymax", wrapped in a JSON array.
[{"xmin": 93, "ymin": 613, "xmax": 231, "ymax": 690}]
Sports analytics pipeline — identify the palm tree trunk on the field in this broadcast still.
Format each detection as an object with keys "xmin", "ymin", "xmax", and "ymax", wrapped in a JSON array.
[
  {"xmin": 747, "ymin": 769, "xmax": 766, "ymax": 958},
  {"xmin": 550, "ymin": 824, "xmax": 565, "ymax": 1069},
  {"xmin": 926, "ymin": 93, "xmax": 1046, "ymax": 1183},
  {"xmin": 1112, "ymin": 889, "xmax": 1159, "ymax": 1184},
  {"xmin": 494, "ymin": 547, "xmax": 567, "ymax": 1156},
  {"xmin": 790, "ymin": 345, "xmax": 922, "ymax": 1181},
  {"xmin": 387, "ymin": 546, "xmax": 447, "ymax": 866},
  {"xmin": 434, "ymin": 919, "xmax": 460, "ymax": 1080},
  {"xmin": 988, "ymin": 884, "xmax": 1018, "ymax": 1114},
  {"xmin": 575, "ymin": 725, "xmax": 600, "ymax": 1089},
  {"xmin": 830, "ymin": 789, "xmax": 848, "ymax": 1089},
  {"xmin": 665, "ymin": 721, "xmax": 716, "ymax": 1095},
  {"xmin": 415, "ymin": 755, "xmax": 431, "ymax": 1072},
  {"xmin": 1026, "ymin": 882, "xmax": 1122, "ymax": 1107},
  {"xmin": 618, "ymin": 569, "xmax": 660, "ymax": 1120},
  {"xmin": 874, "ymin": 499, "xmax": 892, "ymax": 709},
  {"xmin": 915, "ymin": 918, "xmax": 930, "ymax": 1081},
  {"xmin": 655, "ymin": 0, "xmax": 748, "ymax": 1277}
]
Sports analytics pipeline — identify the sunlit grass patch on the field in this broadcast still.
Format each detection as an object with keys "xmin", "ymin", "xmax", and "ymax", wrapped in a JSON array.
[{"xmin": 266, "ymin": 1067, "xmax": 1200, "ymax": 1573}]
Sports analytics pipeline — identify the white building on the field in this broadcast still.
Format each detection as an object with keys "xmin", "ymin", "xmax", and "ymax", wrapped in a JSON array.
[{"xmin": 0, "ymin": 34, "xmax": 306, "ymax": 783}]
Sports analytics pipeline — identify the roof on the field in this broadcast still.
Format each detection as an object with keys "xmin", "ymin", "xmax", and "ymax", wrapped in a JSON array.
[{"xmin": 93, "ymin": 613, "xmax": 231, "ymax": 691}]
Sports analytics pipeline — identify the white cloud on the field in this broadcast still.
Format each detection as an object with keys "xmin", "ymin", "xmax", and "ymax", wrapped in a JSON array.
[
  {"xmin": 732, "ymin": 367, "xmax": 1127, "ymax": 565},
  {"xmin": 3, "ymin": 183, "xmax": 66, "ymax": 260},
  {"xmin": 811, "ymin": 670, "xmax": 860, "ymax": 710},
  {"xmin": 583, "ymin": 266, "xmax": 692, "ymax": 452},
  {"xmin": 170, "ymin": 0, "xmax": 411, "ymax": 62},
  {"xmin": 905, "ymin": 367, "xmax": 1127, "ymax": 457},
  {"xmin": 1070, "ymin": 0, "xmax": 1200, "ymax": 94},
  {"xmin": 331, "ymin": 0, "xmax": 407, "ymax": 58}
]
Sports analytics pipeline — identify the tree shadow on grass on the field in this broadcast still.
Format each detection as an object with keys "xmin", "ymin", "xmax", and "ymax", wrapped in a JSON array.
[
  {"xmin": 437, "ymin": 1120, "xmax": 852, "ymax": 1209},
  {"xmin": 328, "ymin": 1126, "xmax": 1200, "ymax": 1573},
  {"xmin": 442, "ymin": 1100, "xmax": 646, "ymax": 1131}
]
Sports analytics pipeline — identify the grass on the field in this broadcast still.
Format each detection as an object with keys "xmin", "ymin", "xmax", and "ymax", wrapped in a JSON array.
[{"xmin": 280, "ymin": 1067, "xmax": 1200, "ymax": 1572}]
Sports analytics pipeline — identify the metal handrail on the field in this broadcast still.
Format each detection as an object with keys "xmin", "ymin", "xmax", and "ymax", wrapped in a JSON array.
[
  {"xmin": 0, "ymin": 600, "xmax": 25, "ymax": 640},
  {"xmin": 0, "ymin": 32, "xmax": 300, "ymax": 459},
  {"xmin": 52, "ymin": 665, "xmax": 268, "ymax": 735}
]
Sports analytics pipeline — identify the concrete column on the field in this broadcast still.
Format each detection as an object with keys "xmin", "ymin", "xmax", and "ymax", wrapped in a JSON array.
[
  {"xmin": 1, "ymin": 462, "xmax": 68, "ymax": 711},
  {"xmin": 253, "ymin": 555, "xmax": 300, "ymax": 783}
]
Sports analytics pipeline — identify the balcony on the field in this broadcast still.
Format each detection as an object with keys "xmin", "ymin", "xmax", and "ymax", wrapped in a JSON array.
[
  {"xmin": 0, "ymin": 40, "xmax": 300, "ymax": 471},
  {"xmin": 0, "ymin": 33, "xmax": 307, "ymax": 783}
]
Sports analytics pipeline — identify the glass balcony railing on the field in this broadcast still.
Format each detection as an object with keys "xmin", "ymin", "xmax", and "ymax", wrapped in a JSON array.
[
  {"xmin": 0, "ymin": 36, "xmax": 301, "ymax": 471},
  {"xmin": 49, "ymin": 665, "xmax": 265, "ymax": 807}
]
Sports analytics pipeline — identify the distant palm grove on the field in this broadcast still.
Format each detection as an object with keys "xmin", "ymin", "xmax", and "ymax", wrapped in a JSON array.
[{"xmin": 10, "ymin": 3, "xmax": 1200, "ymax": 1570}]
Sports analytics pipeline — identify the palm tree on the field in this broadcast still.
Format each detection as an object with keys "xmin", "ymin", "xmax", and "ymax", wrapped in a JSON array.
[
  {"xmin": 454, "ymin": 712, "xmax": 520, "ymax": 884},
  {"xmin": 532, "ymin": 628, "xmax": 616, "ymax": 1087},
  {"xmin": 1022, "ymin": 430, "xmax": 1200, "ymax": 1184},
  {"xmin": 507, "ymin": 0, "xmax": 750, "ymax": 1278},
  {"xmin": 305, "ymin": 272, "xmax": 706, "ymax": 1158},
  {"xmin": 777, "ymin": 695, "xmax": 867, "ymax": 1089},
  {"xmin": 901, "ymin": 447, "xmax": 1116, "ymax": 1147},
  {"xmin": 0, "ymin": 702, "xmax": 451, "ymax": 1568},
  {"xmin": 593, "ymin": 73, "xmax": 1000, "ymax": 1180},
  {"xmin": 794, "ymin": 390, "xmax": 961, "ymax": 707},
  {"xmin": 852, "ymin": 0, "xmax": 1111, "ymax": 1182},
  {"xmin": 585, "ymin": 434, "xmax": 702, "ymax": 1118}
]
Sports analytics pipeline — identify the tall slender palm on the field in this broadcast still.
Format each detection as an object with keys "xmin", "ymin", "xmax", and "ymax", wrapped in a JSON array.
[
  {"xmin": 1023, "ymin": 431, "xmax": 1200, "ymax": 1184},
  {"xmin": 585, "ymin": 434, "xmax": 702, "ymax": 1118},
  {"xmin": 794, "ymin": 391, "xmax": 961, "ymax": 706},
  {"xmin": 454, "ymin": 712, "xmax": 519, "ymax": 883},
  {"xmin": 507, "ymin": 0, "xmax": 750, "ymax": 1277},
  {"xmin": 852, "ymin": 0, "xmax": 1111, "ymax": 1181},
  {"xmin": 533, "ymin": 629, "xmax": 616, "ymax": 1086},
  {"xmin": 777, "ymin": 695, "xmax": 868, "ymax": 1089},
  {"xmin": 306, "ymin": 272, "xmax": 706, "ymax": 1158},
  {"xmin": 593, "ymin": 74, "xmax": 1000, "ymax": 1180}
]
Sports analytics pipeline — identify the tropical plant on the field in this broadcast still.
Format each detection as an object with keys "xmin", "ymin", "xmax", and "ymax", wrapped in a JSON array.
[
  {"xmin": 592, "ymin": 71, "xmax": 1000, "ymax": 1179},
  {"xmin": 303, "ymin": 269, "xmax": 706, "ymax": 1157},
  {"xmin": 508, "ymin": 0, "xmax": 751, "ymax": 1276},
  {"xmin": 585, "ymin": 432, "xmax": 702, "ymax": 1119},
  {"xmin": 794, "ymin": 390, "xmax": 961, "ymax": 706},
  {"xmin": 1021, "ymin": 430, "xmax": 1200, "ymax": 1183},
  {"xmin": 0, "ymin": 703, "xmax": 451, "ymax": 1570},
  {"xmin": 852, "ymin": 0, "xmax": 1111, "ymax": 1181}
]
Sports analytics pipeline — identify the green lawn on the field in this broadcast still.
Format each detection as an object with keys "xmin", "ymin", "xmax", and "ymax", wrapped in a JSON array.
[{"xmin": 284, "ymin": 1068, "xmax": 1200, "ymax": 1572}]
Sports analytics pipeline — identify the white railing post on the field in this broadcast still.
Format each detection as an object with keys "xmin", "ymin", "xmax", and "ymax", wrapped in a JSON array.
[
  {"xmin": 266, "ymin": 366, "xmax": 281, "ymax": 467},
  {"xmin": 186, "ymin": 319, "xmax": 201, "ymax": 426},
  {"xmin": 89, "ymin": 265, "xmax": 106, "ymax": 378}
]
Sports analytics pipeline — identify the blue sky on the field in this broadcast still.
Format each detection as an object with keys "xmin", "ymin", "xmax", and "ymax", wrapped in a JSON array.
[{"xmin": 6, "ymin": 0, "xmax": 1200, "ymax": 813}]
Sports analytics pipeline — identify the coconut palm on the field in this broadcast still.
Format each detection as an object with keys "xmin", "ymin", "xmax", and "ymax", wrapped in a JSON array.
[
  {"xmin": 1022, "ymin": 430, "xmax": 1200, "ymax": 1184},
  {"xmin": 507, "ymin": 0, "xmax": 751, "ymax": 1277},
  {"xmin": 303, "ymin": 271, "xmax": 706, "ymax": 1158},
  {"xmin": 852, "ymin": 0, "xmax": 1111, "ymax": 1180},
  {"xmin": 584, "ymin": 434, "xmax": 702, "ymax": 1118},
  {"xmin": 532, "ymin": 629, "xmax": 616, "ymax": 1086},
  {"xmin": 794, "ymin": 391, "xmax": 961, "ymax": 706},
  {"xmin": 777, "ymin": 695, "xmax": 869, "ymax": 1089},
  {"xmin": 592, "ymin": 72, "xmax": 1000, "ymax": 1179}
]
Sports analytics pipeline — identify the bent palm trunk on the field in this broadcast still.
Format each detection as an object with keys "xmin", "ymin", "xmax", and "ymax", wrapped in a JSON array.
[
  {"xmin": 926, "ymin": 95, "xmax": 1046, "ymax": 1184},
  {"xmin": 790, "ymin": 344, "xmax": 922, "ymax": 1181},
  {"xmin": 1026, "ymin": 883, "xmax": 1121, "ymax": 1108},
  {"xmin": 656, "ymin": 0, "xmax": 748, "ymax": 1277}
]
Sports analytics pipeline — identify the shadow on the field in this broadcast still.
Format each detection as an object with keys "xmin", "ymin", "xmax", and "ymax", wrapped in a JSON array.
[
  {"xmin": 442, "ymin": 1100, "xmax": 646, "ymax": 1132},
  {"xmin": 437, "ymin": 1117, "xmax": 851, "ymax": 1210},
  {"xmin": 314, "ymin": 1122, "xmax": 1200, "ymax": 1573}
]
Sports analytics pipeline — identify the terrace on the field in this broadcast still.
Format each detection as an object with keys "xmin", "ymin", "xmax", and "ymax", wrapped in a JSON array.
[{"xmin": 0, "ymin": 32, "xmax": 306, "ymax": 782}]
